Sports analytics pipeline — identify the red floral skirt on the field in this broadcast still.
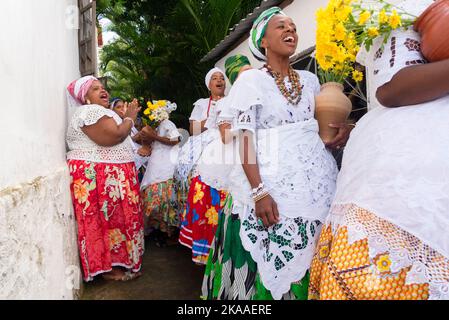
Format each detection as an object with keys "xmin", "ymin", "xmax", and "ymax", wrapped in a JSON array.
[
  {"xmin": 68, "ymin": 160, "xmax": 144, "ymax": 281},
  {"xmin": 179, "ymin": 176, "xmax": 226, "ymax": 264}
]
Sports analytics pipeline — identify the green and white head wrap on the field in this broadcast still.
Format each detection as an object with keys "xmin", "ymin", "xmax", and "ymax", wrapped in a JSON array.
[
  {"xmin": 225, "ymin": 54, "xmax": 251, "ymax": 85},
  {"xmin": 248, "ymin": 6, "xmax": 286, "ymax": 61}
]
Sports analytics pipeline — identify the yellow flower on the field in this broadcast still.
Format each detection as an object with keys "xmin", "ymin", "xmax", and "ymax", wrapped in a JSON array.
[
  {"xmin": 358, "ymin": 11, "xmax": 371, "ymax": 25},
  {"xmin": 352, "ymin": 70, "xmax": 364, "ymax": 82},
  {"xmin": 155, "ymin": 100, "xmax": 167, "ymax": 108},
  {"xmin": 319, "ymin": 245, "xmax": 330, "ymax": 259},
  {"xmin": 335, "ymin": 23, "xmax": 347, "ymax": 41},
  {"xmin": 205, "ymin": 206, "xmax": 219, "ymax": 225},
  {"xmin": 336, "ymin": 5, "xmax": 353, "ymax": 22},
  {"xmin": 378, "ymin": 9, "xmax": 389, "ymax": 24},
  {"xmin": 375, "ymin": 254, "xmax": 392, "ymax": 273},
  {"xmin": 143, "ymin": 107, "xmax": 151, "ymax": 115},
  {"xmin": 149, "ymin": 115, "xmax": 156, "ymax": 121},
  {"xmin": 193, "ymin": 182, "xmax": 204, "ymax": 204},
  {"xmin": 367, "ymin": 27, "xmax": 379, "ymax": 38},
  {"xmin": 389, "ymin": 10, "xmax": 402, "ymax": 29}
]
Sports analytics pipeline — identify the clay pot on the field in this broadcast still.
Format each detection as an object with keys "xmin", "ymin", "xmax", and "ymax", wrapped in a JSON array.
[
  {"xmin": 414, "ymin": 0, "xmax": 449, "ymax": 62},
  {"xmin": 315, "ymin": 82, "xmax": 352, "ymax": 144}
]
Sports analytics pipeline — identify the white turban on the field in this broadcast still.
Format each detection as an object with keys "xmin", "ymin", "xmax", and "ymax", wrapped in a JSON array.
[{"xmin": 205, "ymin": 67, "xmax": 225, "ymax": 90}]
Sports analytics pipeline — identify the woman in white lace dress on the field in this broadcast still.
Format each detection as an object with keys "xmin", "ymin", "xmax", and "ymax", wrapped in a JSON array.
[
  {"xmin": 66, "ymin": 76, "xmax": 144, "ymax": 282},
  {"xmin": 308, "ymin": 0, "xmax": 449, "ymax": 300},
  {"xmin": 204, "ymin": 7, "xmax": 351, "ymax": 300},
  {"xmin": 177, "ymin": 68, "xmax": 228, "ymax": 264}
]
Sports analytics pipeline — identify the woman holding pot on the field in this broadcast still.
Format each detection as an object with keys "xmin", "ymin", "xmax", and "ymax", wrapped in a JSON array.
[{"xmin": 205, "ymin": 7, "xmax": 350, "ymax": 300}]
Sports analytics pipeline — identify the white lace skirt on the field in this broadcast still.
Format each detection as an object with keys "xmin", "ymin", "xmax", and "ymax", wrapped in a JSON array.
[
  {"xmin": 228, "ymin": 119, "xmax": 338, "ymax": 299},
  {"xmin": 333, "ymin": 98, "xmax": 449, "ymax": 260},
  {"xmin": 330, "ymin": 98, "xmax": 449, "ymax": 299}
]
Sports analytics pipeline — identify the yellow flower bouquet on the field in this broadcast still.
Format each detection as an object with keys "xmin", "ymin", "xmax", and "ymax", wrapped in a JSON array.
[
  {"xmin": 142, "ymin": 99, "xmax": 177, "ymax": 128},
  {"xmin": 345, "ymin": 0, "xmax": 416, "ymax": 52},
  {"xmin": 315, "ymin": 0, "xmax": 361, "ymax": 84}
]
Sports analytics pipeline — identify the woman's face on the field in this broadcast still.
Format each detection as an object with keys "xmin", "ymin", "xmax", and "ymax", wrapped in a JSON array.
[
  {"xmin": 209, "ymin": 72, "xmax": 226, "ymax": 97},
  {"xmin": 113, "ymin": 101, "xmax": 127, "ymax": 119},
  {"xmin": 261, "ymin": 15, "xmax": 298, "ymax": 59},
  {"xmin": 85, "ymin": 80, "xmax": 110, "ymax": 107}
]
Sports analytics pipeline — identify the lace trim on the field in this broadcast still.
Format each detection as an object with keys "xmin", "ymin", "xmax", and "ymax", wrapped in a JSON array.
[
  {"xmin": 235, "ymin": 201, "xmax": 320, "ymax": 300},
  {"xmin": 327, "ymin": 203, "xmax": 449, "ymax": 300}
]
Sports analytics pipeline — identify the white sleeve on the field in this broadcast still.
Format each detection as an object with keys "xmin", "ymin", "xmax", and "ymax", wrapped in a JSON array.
[
  {"xmin": 367, "ymin": 28, "xmax": 426, "ymax": 91},
  {"xmin": 189, "ymin": 100, "xmax": 206, "ymax": 121},
  {"xmin": 233, "ymin": 105, "xmax": 258, "ymax": 134},
  {"xmin": 77, "ymin": 105, "xmax": 113, "ymax": 127},
  {"xmin": 161, "ymin": 120, "xmax": 181, "ymax": 140}
]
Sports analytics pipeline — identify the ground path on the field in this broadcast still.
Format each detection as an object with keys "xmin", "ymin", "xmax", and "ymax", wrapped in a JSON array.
[{"xmin": 81, "ymin": 238, "xmax": 205, "ymax": 300}]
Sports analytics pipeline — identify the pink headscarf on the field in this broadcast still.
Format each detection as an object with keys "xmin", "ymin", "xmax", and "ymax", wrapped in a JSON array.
[{"xmin": 67, "ymin": 75, "xmax": 98, "ymax": 106}]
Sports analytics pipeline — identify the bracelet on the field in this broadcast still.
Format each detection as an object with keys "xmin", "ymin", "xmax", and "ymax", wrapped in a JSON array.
[
  {"xmin": 253, "ymin": 191, "xmax": 270, "ymax": 203},
  {"xmin": 124, "ymin": 117, "xmax": 135, "ymax": 127},
  {"xmin": 251, "ymin": 182, "xmax": 271, "ymax": 202},
  {"xmin": 250, "ymin": 182, "xmax": 265, "ymax": 198}
]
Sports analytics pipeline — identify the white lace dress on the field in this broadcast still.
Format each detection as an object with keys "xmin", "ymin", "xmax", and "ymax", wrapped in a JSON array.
[
  {"xmin": 319, "ymin": 3, "xmax": 449, "ymax": 299},
  {"xmin": 140, "ymin": 119, "xmax": 181, "ymax": 190},
  {"xmin": 66, "ymin": 104, "xmax": 135, "ymax": 163},
  {"xmin": 175, "ymin": 98, "xmax": 221, "ymax": 182},
  {"xmin": 223, "ymin": 68, "xmax": 338, "ymax": 300},
  {"xmin": 196, "ymin": 97, "xmax": 239, "ymax": 191}
]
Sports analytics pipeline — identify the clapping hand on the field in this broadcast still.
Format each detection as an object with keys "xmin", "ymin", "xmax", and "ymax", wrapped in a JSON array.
[{"xmin": 124, "ymin": 98, "xmax": 141, "ymax": 122}]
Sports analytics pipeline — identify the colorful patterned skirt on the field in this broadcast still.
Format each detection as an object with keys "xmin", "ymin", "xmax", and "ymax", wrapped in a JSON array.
[
  {"xmin": 179, "ymin": 176, "xmax": 226, "ymax": 265},
  {"xmin": 68, "ymin": 160, "xmax": 145, "ymax": 281},
  {"xmin": 202, "ymin": 195, "xmax": 310, "ymax": 300},
  {"xmin": 142, "ymin": 179, "xmax": 179, "ymax": 237},
  {"xmin": 307, "ymin": 205, "xmax": 449, "ymax": 300}
]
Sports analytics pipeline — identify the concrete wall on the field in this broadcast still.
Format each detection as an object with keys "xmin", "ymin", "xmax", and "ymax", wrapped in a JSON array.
[
  {"xmin": 216, "ymin": 0, "xmax": 329, "ymax": 94},
  {"xmin": 0, "ymin": 0, "xmax": 82, "ymax": 299}
]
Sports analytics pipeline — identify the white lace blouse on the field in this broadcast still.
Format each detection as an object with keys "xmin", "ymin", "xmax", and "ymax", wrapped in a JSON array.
[
  {"xmin": 66, "ymin": 104, "xmax": 135, "ymax": 163},
  {"xmin": 219, "ymin": 68, "xmax": 320, "ymax": 131}
]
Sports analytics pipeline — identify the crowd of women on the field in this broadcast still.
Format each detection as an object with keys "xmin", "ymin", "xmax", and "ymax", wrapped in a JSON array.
[{"xmin": 65, "ymin": 1, "xmax": 449, "ymax": 300}]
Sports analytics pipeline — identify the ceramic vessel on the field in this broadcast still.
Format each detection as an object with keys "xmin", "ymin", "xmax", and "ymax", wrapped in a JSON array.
[
  {"xmin": 414, "ymin": 0, "xmax": 449, "ymax": 62},
  {"xmin": 315, "ymin": 82, "xmax": 352, "ymax": 144}
]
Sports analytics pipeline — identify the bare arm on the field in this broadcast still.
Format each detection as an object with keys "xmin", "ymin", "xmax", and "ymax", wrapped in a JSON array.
[
  {"xmin": 81, "ymin": 117, "xmax": 133, "ymax": 147},
  {"xmin": 189, "ymin": 120, "xmax": 207, "ymax": 136},
  {"xmin": 376, "ymin": 58, "xmax": 449, "ymax": 108},
  {"xmin": 239, "ymin": 130, "xmax": 279, "ymax": 227},
  {"xmin": 153, "ymin": 135, "xmax": 179, "ymax": 146}
]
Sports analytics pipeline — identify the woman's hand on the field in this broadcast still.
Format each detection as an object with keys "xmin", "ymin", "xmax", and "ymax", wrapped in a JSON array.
[
  {"xmin": 137, "ymin": 145, "xmax": 152, "ymax": 157},
  {"xmin": 325, "ymin": 123, "xmax": 354, "ymax": 150},
  {"xmin": 140, "ymin": 126, "xmax": 158, "ymax": 144},
  {"xmin": 255, "ymin": 194, "xmax": 280, "ymax": 228},
  {"xmin": 124, "ymin": 98, "xmax": 141, "ymax": 122}
]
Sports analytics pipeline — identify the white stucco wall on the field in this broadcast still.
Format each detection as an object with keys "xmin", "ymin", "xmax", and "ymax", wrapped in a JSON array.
[
  {"xmin": 0, "ymin": 0, "xmax": 82, "ymax": 299},
  {"xmin": 216, "ymin": 0, "xmax": 329, "ymax": 93}
]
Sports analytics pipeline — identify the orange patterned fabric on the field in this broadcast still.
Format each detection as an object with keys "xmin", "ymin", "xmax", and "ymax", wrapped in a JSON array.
[{"xmin": 309, "ymin": 225, "xmax": 429, "ymax": 300}]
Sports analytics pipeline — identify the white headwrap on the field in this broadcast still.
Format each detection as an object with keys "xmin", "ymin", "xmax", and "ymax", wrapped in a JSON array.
[
  {"xmin": 66, "ymin": 75, "xmax": 98, "ymax": 108},
  {"xmin": 205, "ymin": 67, "xmax": 225, "ymax": 90}
]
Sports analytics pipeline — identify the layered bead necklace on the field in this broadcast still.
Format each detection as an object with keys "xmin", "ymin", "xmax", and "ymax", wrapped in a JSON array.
[{"xmin": 264, "ymin": 64, "xmax": 302, "ymax": 106}]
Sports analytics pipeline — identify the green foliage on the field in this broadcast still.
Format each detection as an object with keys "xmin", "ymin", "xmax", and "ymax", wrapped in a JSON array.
[{"xmin": 97, "ymin": 0, "xmax": 261, "ymax": 128}]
